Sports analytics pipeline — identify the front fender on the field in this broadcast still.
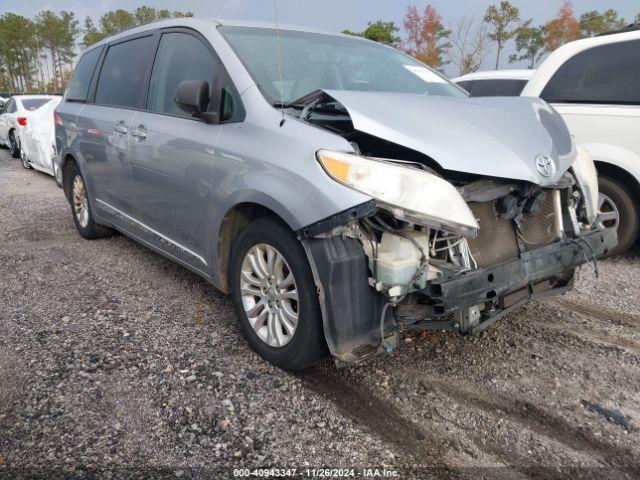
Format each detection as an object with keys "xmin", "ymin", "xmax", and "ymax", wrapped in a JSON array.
[{"xmin": 219, "ymin": 187, "xmax": 301, "ymax": 232}]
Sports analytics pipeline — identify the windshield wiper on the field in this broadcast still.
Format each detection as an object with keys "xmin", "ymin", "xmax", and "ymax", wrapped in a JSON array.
[
  {"xmin": 272, "ymin": 100, "xmax": 304, "ymax": 109},
  {"xmin": 273, "ymin": 90, "xmax": 348, "ymax": 121},
  {"xmin": 272, "ymin": 89, "xmax": 325, "ymax": 110}
]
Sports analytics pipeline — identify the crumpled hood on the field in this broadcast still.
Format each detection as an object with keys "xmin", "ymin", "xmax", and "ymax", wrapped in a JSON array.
[{"xmin": 324, "ymin": 90, "xmax": 576, "ymax": 186}]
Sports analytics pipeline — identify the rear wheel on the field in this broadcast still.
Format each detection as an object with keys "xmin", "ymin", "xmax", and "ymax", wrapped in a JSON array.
[
  {"xmin": 66, "ymin": 162, "xmax": 114, "ymax": 240},
  {"xmin": 597, "ymin": 176, "xmax": 638, "ymax": 256},
  {"xmin": 230, "ymin": 217, "xmax": 327, "ymax": 370},
  {"xmin": 9, "ymin": 131, "xmax": 20, "ymax": 159}
]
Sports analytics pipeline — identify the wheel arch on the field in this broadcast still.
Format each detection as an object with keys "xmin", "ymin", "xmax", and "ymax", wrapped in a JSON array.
[
  {"xmin": 595, "ymin": 160, "xmax": 640, "ymax": 243},
  {"xmin": 594, "ymin": 161, "xmax": 640, "ymax": 205},
  {"xmin": 216, "ymin": 201, "xmax": 295, "ymax": 293},
  {"xmin": 61, "ymin": 153, "xmax": 80, "ymax": 202}
]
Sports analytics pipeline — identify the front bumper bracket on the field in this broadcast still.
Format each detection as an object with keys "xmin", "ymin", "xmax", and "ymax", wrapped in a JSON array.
[{"xmin": 415, "ymin": 228, "xmax": 617, "ymax": 333}]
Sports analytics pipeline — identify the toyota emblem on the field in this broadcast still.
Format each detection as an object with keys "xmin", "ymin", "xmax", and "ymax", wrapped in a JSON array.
[{"xmin": 535, "ymin": 154, "xmax": 556, "ymax": 178}]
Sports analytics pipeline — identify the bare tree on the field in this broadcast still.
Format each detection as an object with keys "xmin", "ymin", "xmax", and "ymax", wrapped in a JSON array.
[{"xmin": 447, "ymin": 16, "xmax": 490, "ymax": 76}]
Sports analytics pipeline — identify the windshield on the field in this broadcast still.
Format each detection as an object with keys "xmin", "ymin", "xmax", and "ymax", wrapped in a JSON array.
[{"xmin": 219, "ymin": 26, "xmax": 466, "ymax": 105}]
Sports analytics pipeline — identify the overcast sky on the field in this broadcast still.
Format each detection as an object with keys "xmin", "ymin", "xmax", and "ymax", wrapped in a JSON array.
[{"xmin": 3, "ymin": 0, "xmax": 639, "ymax": 75}]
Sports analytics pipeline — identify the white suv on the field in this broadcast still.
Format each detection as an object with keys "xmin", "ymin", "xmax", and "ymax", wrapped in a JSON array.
[{"xmin": 455, "ymin": 27, "xmax": 640, "ymax": 254}]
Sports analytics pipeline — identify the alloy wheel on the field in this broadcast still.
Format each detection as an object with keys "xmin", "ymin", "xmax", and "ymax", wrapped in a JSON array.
[
  {"xmin": 240, "ymin": 243, "xmax": 299, "ymax": 348},
  {"xmin": 596, "ymin": 192, "xmax": 620, "ymax": 231},
  {"xmin": 72, "ymin": 175, "xmax": 90, "ymax": 228}
]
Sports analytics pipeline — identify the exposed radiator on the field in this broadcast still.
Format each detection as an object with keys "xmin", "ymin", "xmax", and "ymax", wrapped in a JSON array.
[{"xmin": 467, "ymin": 193, "xmax": 558, "ymax": 269}]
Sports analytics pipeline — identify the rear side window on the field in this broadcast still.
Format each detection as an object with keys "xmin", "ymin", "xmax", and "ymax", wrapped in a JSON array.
[
  {"xmin": 21, "ymin": 98, "xmax": 51, "ymax": 111},
  {"xmin": 2, "ymin": 99, "xmax": 13, "ymax": 114},
  {"xmin": 147, "ymin": 32, "xmax": 220, "ymax": 117},
  {"xmin": 66, "ymin": 47, "xmax": 103, "ymax": 102},
  {"xmin": 95, "ymin": 36, "xmax": 154, "ymax": 108},
  {"xmin": 460, "ymin": 79, "xmax": 528, "ymax": 97},
  {"xmin": 541, "ymin": 39, "xmax": 640, "ymax": 105}
]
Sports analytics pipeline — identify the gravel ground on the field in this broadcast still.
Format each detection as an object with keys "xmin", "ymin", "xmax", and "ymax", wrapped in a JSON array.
[{"xmin": 1, "ymin": 149, "xmax": 639, "ymax": 480}]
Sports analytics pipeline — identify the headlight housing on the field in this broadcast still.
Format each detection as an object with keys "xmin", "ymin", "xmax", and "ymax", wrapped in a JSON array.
[
  {"xmin": 317, "ymin": 149, "xmax": 479, "ymax": 236},
  {"xmin": 571, "ymin": 146, "xmax": 598, "ymax": 225}
]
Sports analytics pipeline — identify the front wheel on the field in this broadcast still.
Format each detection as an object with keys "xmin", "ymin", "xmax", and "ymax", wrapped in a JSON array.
[
  {"xmin": 597, "ymin": 176, "xmax": 638, "ymax": 256},
  {"xmin": 230, "ymin": 217, "xmax": 327, "ymax": 371}
]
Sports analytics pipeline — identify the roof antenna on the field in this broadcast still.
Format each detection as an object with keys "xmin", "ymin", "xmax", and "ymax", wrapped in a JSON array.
[{"xmin": 273, "ymin": 0, "xmax": 286, "ymax": 127}]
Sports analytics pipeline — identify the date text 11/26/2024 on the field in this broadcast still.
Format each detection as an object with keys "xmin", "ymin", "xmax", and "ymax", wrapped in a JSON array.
[{"xmin": 232, "ymin": 468, "xmax": 399, "ymax": 478}]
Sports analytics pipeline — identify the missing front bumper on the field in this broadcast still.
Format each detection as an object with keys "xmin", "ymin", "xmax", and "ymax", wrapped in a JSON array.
[
  {"xmin": 304, "ymin": 227, "xmax": 617, "ymax": 364},
  {"xmin": 412, "ymin": 227, "xmax": 617, "ymax": 333}
]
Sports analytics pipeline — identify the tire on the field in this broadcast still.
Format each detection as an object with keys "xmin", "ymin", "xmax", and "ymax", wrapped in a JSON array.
[
  {"xmin": 230, "ymin": 217, "xmax": 327, "ymax": 370},
  {"xmin": 598, "ymin": 176, "xmax": 638, "ymax": 256},
  {"xmin": 66, "ymin": 162, "xmax": 114, "ymax": 240},
  {"xmin": 9, "ymin": 130, "xmax": 20, "ymax": 159}
]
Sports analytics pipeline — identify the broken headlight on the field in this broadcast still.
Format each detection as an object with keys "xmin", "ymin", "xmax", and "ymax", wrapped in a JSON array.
[
  {"xmin": 316, "ymin": 149, "xmax": 479, "ymax": 236},
  {"xmin": 571, "ymin": 146, "xmax": 598, "ymax": 225}
]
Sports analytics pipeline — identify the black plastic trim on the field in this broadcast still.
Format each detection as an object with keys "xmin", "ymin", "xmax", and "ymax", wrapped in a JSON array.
[
  {"xmin": 298, "ymin": 200, "xmax": 376, "ymax": 239},
  {"xmin": 416, "ymin": 228, "xmax": 617, "ymax": 331},
  {"xmin": 303, "ymin": 235, "xmax": 393, "ymax": 364}
]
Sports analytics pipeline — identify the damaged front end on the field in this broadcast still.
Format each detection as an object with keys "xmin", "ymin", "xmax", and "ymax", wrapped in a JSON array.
[{"xmin": 296, "ymin": 94, "xmax": 617, "ymax": 365}]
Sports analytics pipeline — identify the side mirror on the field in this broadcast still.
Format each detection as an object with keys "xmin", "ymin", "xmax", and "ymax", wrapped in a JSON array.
[{"xmin": 174, "ymin": 80, "xmax": 218, "ymax": 123}]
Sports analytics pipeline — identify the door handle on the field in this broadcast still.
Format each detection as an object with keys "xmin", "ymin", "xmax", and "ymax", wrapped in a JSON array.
[{"xmin": 113, "ymin": 124, "xmax": 128, "ymax": 134}]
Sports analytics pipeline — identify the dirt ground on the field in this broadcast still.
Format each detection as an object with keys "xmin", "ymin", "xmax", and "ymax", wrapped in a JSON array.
[{"xmin": 1, "ymin": 148, "xmax": 639, "ymax": 480}]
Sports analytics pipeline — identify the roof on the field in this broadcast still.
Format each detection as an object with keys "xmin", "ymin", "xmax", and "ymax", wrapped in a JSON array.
[
  {"xmin": 558, "ymin": 27, "xmax": 640, "ymax": 52},
  {"xmin": 597, "ymin": 23, "xmax": 640, "ymax": 37},
  {"xmin": 87, "ymin": 17, "xmax": 359, "ymax": 51},
  {"xmin": 213, "ymin": 18, "xmax": 346, "ymax": 36},
  {"xmin": 453, "ymin": 69, "xmax": 535, "ymax": 83}
]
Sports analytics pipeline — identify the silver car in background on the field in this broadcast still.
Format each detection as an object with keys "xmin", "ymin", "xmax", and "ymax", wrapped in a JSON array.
[{"xmin": 55, "ymin": 18, "xmax": 616, "ymax": 370}]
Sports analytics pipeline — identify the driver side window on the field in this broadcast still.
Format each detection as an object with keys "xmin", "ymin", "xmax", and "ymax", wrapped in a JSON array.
[{"xmin": 147, "ymin": 32, "xmax": 220, "ymax": 118}]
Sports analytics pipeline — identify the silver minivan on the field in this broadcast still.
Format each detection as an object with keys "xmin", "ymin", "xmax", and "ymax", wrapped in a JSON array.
[{"xmin": 55, "ymin": 18, "xmax": 616, "ymax": 370}]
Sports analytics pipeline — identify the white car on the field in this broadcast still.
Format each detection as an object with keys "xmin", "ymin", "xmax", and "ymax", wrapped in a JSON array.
[
  {"xmin": 0, "ymin": 95, "xmax": 62, "ymax": 176},
  {"xmin": 454, "ymin": 28, "xmax": 640, "ymax": 254},
  {"xmin": 454, "ymin": 69, "xmax": 534, "ymax": 97}
]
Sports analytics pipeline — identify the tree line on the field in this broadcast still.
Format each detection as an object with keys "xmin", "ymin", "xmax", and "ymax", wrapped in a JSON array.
[
  {"xmin": 0, "ymin": 1, "xmax": 638, "ymax": 93},
  {"xmin": 0, "ymin": 6, "xmax": 192, "ymax": 93},
  {"xmin": 344, "ymin": 0, "xmax": 640, "ymax": 75}
]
